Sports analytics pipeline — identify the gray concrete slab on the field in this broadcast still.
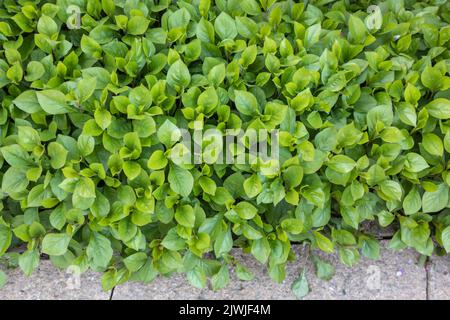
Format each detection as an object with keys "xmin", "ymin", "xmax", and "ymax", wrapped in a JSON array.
[
  {"xmin": 305, "ymin": 243, "xmax": 426, "ymax": 300},
  {"xmin": 0, "ymin": 241, "xmax": 433, "ymax": 300},
  {"xmin": 0, "ymin": 260, "xmax": 110, "ymax": 300},
  {"xmin": 428, "ymin": 254, "xmax": 450, "ymax": 300},
  {"xmin": 113, "ymin": 248, "xmax": 298, "ymax": 300},
  {"xmin": 112, "ymin": 241, "xmax": 428, "ymax": 300}
]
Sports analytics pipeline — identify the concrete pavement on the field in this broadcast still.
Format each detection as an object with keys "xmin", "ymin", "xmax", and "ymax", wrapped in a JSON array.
[{"xmin": 0, "ymin": 241, "xmax": 448, "ymax": 300}]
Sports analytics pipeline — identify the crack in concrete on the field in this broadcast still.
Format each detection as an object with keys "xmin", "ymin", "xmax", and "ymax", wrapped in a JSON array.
[{"xmin": 424, "ymin": 257, "xmax": 430, "ymax": 300}]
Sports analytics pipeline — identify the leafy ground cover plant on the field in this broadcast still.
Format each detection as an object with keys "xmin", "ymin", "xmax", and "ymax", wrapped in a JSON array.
[{"xmin": 0, "ymin": 0, "xmax": 449, "ymax": 297}]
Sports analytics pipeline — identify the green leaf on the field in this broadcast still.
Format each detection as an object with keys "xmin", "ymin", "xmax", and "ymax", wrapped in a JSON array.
[
  {"xmin": 36, "ymin": 90, "xmax": 74, "ymax": 114},
  {"xmin": 283, "ymin": 166, "xmax": 303, "ymax": 188},
  {"xmin": 123, "ymin": 161, "xmax": 141, "ymax": 180},
  {"xmin": 41, "ymin": 233, "xmax": 71, "ymax": 256},
  {"xmin": 123, "ymin": 252, "xmax": 147, "ymax": 272},
  {"xmin": 0, "ymin": 225, "xmax": 12, "ymax": 256},
  {"xmin": 187, "ymin": 267, "xmax": 207, "ymax": 289},
  {"xmin": 235, "ymin": 263, "xmax": 254, "ymax": 281},
  {"xmin": 234, "ymin": 90, "xmax": 258, "ymax": 116},
  {"xmin": 377, "ymin": 210, "xmax": 395, "ymax": 227},
  {"xmin": 77, "ymin": 77, "xmax": 97, "ymax": 102},
  {"xmin": 379, "ymin": 180, "xmax": 403, "ymax": 202},
  {"xmin": 281, "ymin": 218, "xmax": 303, "ymax": 234},
  {"xmin": 339, "ymin": 248, "xmax": 360, "ymax": 267},
  {"xmin": 18, "ymin": 126, "xmax": 40, "ymax": 151},
  {"xmin": 313, "ymin": 231, "xmax": 334, "ymax": 253},
  {"xmin": 327, "ymin": 155, "xmax": 356, "ymax": 173},
  {"xmin": 422, "ymin": 184, "xmax": 449, "ymax": 213},
  {"xmin": 341, "ymin": 206, "xmax": 360, "ymax": 229},
  {"xmin": 50, "ymin": 205, "xmax": 66, "ymax": 230},
  {"xmin": 19, "ymin": 249, "xmax": 40, "ymax": 276},
  {"xmin": 242, "ymin": 224, "xmax": 263, "ymax": 240},
  {"xmin": 404, "ymin": 84, "xmax": 420, "ymax": 105},
  {"xmin": 1, "ymin": 167, "xmax": 28, "ymax": 193},
  {"xmin": 243, "ymin": 174, "xmax": 262, "ymax": 198},
  {"xmin": 87, "ymin": 232, "xmax": 113, "ymax": 269},
  {"xmin": 175, "ymin": 204, "xmax": 195, "ymax": 228},
  {"xmin": 405, "ymin": 153, "xmax": 429, "ymax": 173},
  {"xmin": 37, "ymin": 15, "xmax": 58, "ymax": 36},
  {"xmin": 77, "ymin": 134, "xmax": 95, "ymax": 157},
  {"xmin": 147, "ymin": 150, "xmax": 168, "ymax": 170},
  {"xmin": 241, "ymin": 0, "xmax": 261, "ymax": 16},
  {"xmin": 48, "ymin": 142, "xmax": 68, "ymax": 169},
  {"xmin": 196, "ymin": 17, "xmax": 215, "ymax": 43},
  {"xmin": 1, "ymin": 144, "xmax": 33, "ymax": 167},
  {"xmin": 348, "ymin": 15, "xmax": 366, "ymax": 44},
  {"xmin": 27, "ymin": 184, "xmax": 49, "ymax": 207},
  {"xmin": 131, "ymin": 260, "xmax": 158, "ymax": 283},
  {"xmin": 240, "ymin": 45, "xmax": 257, "ymax": 68},
  {"xmin": 7, "ymin": 63, "xmax": 23, "ymax": 83},
  {"xmin": 208, "ymin": 63, "xmax": 226, "ymax": 86},
  {"xmin": 333, "ymin": 229, "xmax": 356, "ymax": 245},
  {"xmin": 73, "ymin": 177, "xmax": 96, "ymax": 199},
  {"xmin": 312, "ymin": 255, "xmax": 335, "ymax": 281},
  {"xmin": 214, "ymin": 12, "xmax": 237, "ymax": 40},
  {"xmin": 157, "ymin": 120, "xmax": 180, "ymax": 147},
  {"xmin": 236, "ymin": 16, "xmax": 258, "ymax": 38},
  {"xmin": 251, "ymin": 237, "xmax": 270, "ymax": 264},
  {"xmin": 380, "ymin": 127, "xmax": 403, "ymax": 143},
  {"xmin": 127, "ymin": 16, "xmax": 150, "ymax": 35},
  {"xmin": 291, "ymin": 89, "xmax": 313, "ymax": 113},
  {"xmin": 168, "ymin": 165, "xmax": 194, "ymax": 197},
  {"xmin": 214, "ymin": 228, "xmax": 233, "ymax": 257},
  {"xmin": 234, "ymin": 201, "xmax": 257, "ymax": 220},
  {"xmin": 441, "ymin": 226, "xmax": 450, "ymax": 253},
  {"xmin": 397, "ymin": 103, "xmax": 417, "ymax": 126},
  {"xmin": 198, "ymin": 87, "xmax": 218, "ymax": 113},
  {"xmin": 426, "ymin": 98, "xmax": 450, "ymax": 119},
  {"xmin": 361, "ymin": 238, "xmax": 380, "ymax": 260},
  {"xmin": 0, "ymin": 270, "xmax": 6, "ymax": 288},
  {"xmin": 422, "ymin": 133, "xmax": 443, "ymax": 157},
  {"xmin": 13, "ymin": 91, "xmax": 41, "ymax": 113},
  {"xmin": 81, "ymin": 35, "xmax": 102, "ymax": 58},
  {"xmin": 168, "ymin": 8, "xmax": 191, "ymax": 30},
  {"xmin": 199, "ymin": 176, "xmax": 217, "ymax": 195},
  {"xmin": 403, "ymin": 187, "xmax": 421, "ymax": 215},
  {"xmin": 292, "ymin": 269, "xmax": 309, "ymax": 299},
  {"xmin": 161, "ymin": 228, "xmax": 185, "ymax": 251},
  {"xmin": 166, "ymin": 60, "xmax": 191, "ymax": 89},
  {"xmin": 91, "ymin": 191, "xmax": 111, "ymax": 218},
  {"xmin": 304, "ymin": 23, "xmax": 321, "ymax": 48},
  {"xmin": 211, "ymin": 265, "xmax": 230, "ymax": 291},
  {"xmin": 421, "ymin": 65, "xmax": 443, "ymax": 91}
]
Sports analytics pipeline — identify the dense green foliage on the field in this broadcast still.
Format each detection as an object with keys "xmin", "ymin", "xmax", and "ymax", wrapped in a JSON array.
[{"xmin": 0, "ymin": 0, "xmax": 449, "ymax": 296}]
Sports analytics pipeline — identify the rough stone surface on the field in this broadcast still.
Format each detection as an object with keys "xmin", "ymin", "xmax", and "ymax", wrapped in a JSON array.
[
  {"xmin": 113, "ymin": 241, "xmax": 427, "ymax": 300},
  {"xmin": 428, "ymin": 255, "xmax": 450, "ymax": 300},
  {"xmin": 360, "ymin": 220, "xmax": 398, "ymax": 239},
  {"xmin": 0, "ymin": 260, "xmax": 110, "ymax": 300}
]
